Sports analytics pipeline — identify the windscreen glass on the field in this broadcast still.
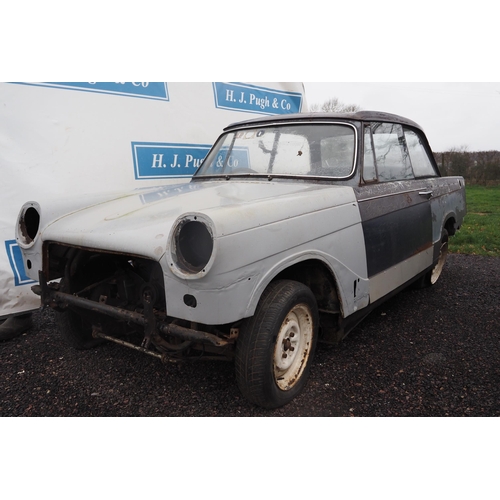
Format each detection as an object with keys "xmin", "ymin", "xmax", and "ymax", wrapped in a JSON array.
[{"xmin": 195, "ymin": 123, "xmax": 356, "ymax": 179}]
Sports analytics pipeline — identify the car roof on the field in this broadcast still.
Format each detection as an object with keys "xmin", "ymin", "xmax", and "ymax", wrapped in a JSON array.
[{"xmin": 224, "ymin": 111, "xmax": 424, "ymax": 133}]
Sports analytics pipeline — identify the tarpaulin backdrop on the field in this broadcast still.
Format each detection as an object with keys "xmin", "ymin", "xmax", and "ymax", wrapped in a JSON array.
[{"xmin": 0, "ymin": 82, "xmax": 307, "ymax": 318}]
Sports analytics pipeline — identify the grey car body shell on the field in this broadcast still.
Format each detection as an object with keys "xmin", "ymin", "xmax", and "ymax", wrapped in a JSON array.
[{"xmin": 18, "ymin": 111, "xmax": 466, "ymax": 328}]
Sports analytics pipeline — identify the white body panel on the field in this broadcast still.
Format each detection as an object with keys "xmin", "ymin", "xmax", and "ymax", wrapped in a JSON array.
[
  {"xmin": 20, "ymin": 180, "xmax": 369, "ymax": 324},
  {"xmin": 369, "ymin": 248, "xmax": 434, "ymax": 303}
]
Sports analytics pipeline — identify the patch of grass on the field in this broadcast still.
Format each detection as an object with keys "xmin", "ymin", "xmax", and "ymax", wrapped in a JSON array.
[{"xmin": 449, "ymin": 185, "xmax": 500, "ymax": 257}]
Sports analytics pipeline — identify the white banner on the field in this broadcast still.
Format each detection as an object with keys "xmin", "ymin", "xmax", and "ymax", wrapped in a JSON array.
[{"xmin": 0, "ymin": 82, "xmax": 307, "ymax": 318}]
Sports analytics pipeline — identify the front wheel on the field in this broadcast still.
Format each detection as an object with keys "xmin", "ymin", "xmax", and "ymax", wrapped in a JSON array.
[
  {"xmin": 235, "ymin": 280, "xmax": 319, "ymax": 409},
  {"xmin": 56, "ymin": 307, "xmax": 103, "ymax": 350}
]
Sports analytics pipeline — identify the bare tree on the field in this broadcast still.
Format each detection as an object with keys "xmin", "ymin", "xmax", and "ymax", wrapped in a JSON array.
[
  {"xmin": 442, "ymin": 145, "xmax": 471, "ymax": 178},
  {"xmin": 474, "ymin": 150, "xmax": 500, "ymax": 184},
  {"xmin": 309, "ymin": 97, "xmax": 361, "ymax": 113}
]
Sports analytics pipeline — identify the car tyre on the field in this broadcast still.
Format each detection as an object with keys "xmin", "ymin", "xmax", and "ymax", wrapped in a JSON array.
[
  {"xmin": 56, "ymin": 275, "xmax": 105, "ymax": 350},
  {"xmin": 235, "ymin": 280, "xmax": 319, "ymax": 409},
  {"xmin": 415, "ymin": 228, "xmax": 449, "ymax": 288},
  {"xmin": 56, "ymin": 308, "xmax": 104, "ymax": 350}
]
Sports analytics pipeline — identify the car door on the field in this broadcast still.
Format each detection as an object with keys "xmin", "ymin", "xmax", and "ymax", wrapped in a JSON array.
[{"xmin": 353, "ymin": 122, "xmax": 434, "ymax": 303}]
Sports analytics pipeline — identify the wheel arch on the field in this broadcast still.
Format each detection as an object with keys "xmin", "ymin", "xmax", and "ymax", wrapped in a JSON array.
[
  {"xmin": 443, "ymin": 213, "xmax": 458, "ymax": 236},
  {"xmin": 244, "ymin": 254, "xmax": 345, "ymax": 324},
  {"xmin": 273, "ymin": 259, "xmax": 342, "ymax": 315}
]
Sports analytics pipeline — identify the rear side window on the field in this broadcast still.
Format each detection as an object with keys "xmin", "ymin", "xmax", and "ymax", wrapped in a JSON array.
[{"xmin": 404, "ymin": 128, "xmax": 438, "ymax": 177}]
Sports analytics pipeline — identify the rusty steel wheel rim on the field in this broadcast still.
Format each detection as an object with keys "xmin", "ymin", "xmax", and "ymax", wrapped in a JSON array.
[
  {"xmin": 431, "ymin": 235, "xmax": 449, "ymax": 285},
  {"xmin": 273, "ymin": 303, "xmax": 313, "ymax": 391}
]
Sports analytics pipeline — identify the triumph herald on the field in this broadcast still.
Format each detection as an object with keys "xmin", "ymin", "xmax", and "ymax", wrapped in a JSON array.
[{"xmin": 16, "ymin": 111, "xmax": 466, "ymax": 408}]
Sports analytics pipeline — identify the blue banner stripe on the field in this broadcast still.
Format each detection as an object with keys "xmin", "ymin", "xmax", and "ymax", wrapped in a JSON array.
[
  {"xmin": 4, "ymin": 240, "xmax": 36, "ymax": 286},
  {"xmin": 13, "ymin": 82, "xmax": 170, "ymax": 101},
  {"xmin": 213, "ymin": 82, "xmax": 303, "ymax": 115},
  {"xmin": 132, "ymin": 142, "xmax": 212, "ymax": 179}
]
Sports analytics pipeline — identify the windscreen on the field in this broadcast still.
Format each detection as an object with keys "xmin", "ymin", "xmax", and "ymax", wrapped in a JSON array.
[{"xmin": 195, "ymin": 123, "xmax": 357, "ymax": 179}]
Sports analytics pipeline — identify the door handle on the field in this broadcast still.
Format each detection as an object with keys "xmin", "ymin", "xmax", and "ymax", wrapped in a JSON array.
[{"xmin": 419, "ymin": 190, "xmax": 433, "ymax": 199}]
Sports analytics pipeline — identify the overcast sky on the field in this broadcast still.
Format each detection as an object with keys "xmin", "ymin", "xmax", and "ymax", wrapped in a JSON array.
[
  {"xmin": 303, "ymin": 83, "xmax": 500, "ymax": 152},
  {"xmin": 3, "ymin": 5, "xmax": 498, "ymax": 154}
]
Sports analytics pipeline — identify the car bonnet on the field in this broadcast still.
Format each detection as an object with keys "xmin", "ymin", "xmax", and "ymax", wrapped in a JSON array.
[{"xmin": 40, "ymin": 180, "xmax": 357, "ymax": 260}]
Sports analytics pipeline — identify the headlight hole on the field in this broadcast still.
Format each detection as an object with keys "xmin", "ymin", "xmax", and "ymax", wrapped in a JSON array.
[
  {"xmin": 175, "ymin": 220, "xmax": 213, "ymax": 273},
  {"xmin": 19, "ymin": 206, "xmax": 41, "ymax": 244}
]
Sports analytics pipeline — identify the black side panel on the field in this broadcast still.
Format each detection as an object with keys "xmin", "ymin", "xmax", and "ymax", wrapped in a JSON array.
[
  {"xmin": 355, "ymin": 182, "xmax": 433, "ymax": 278},
  {"xmin": 361, "ymin": 202, "xmax": 431, "ymax": 276}
]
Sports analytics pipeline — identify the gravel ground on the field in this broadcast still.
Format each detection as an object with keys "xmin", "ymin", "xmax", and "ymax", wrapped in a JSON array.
[{"xmin": 1, "ymin": 254, "xmax": 499, "ymax": 417}]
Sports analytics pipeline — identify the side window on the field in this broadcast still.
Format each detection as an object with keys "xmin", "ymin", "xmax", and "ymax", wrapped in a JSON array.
[
  {"xmin": 404, "ymin": 128, "xmax": 438, "ymax": 178},
  {"xmin": 372, "ymin": 123, "xmax": 414, "ymax": 181},
  {"xmin": 362, "ymin": 125, "xmax": 377, "ymax": 182}
]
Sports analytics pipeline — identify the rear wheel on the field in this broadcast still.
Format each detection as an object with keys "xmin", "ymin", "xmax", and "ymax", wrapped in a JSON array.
[
  {"xmin": 429, "ymin": 228, "xmax": 449, "ymax": 285},
  {"xmin": 415, "ymin": 228, "xmax": 449, "ymax": 288},
  {"xmin": 235, "ymin": 280, "xmax": 319, "ymax": 409}
]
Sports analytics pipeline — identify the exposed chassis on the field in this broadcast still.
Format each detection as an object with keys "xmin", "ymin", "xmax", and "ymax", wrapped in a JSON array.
[{"xmin": 34, "ymin": 271, "xmax": 234, "ymax": 363}]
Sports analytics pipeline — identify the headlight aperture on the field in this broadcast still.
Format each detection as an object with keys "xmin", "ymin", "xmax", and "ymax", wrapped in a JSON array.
[
  {"xmin": 168, "ymin": 214, "xmax": 215, "ymax": 278},
  {"xmin": 17, "ymin": 202, "xmax": 41, "ymax": 248}
]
